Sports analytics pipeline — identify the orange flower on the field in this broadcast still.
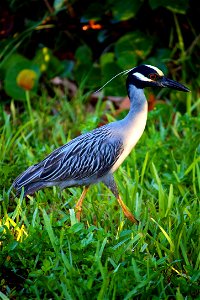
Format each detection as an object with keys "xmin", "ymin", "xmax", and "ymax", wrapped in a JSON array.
[
  {"xmin": 16, "ymin": 69, "xmax": 37, "ymax": 91},
  {"xmin": 82, "ymin": 20, "xmax": 102, "ymax": 31}
]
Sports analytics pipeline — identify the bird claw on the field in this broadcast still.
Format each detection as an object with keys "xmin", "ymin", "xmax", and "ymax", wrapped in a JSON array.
[
  {"xmin": 123, "ymin": 209, "xmax": 139, "ymax": 225},
  {"xmin": 117, "ymin": 195, "xmax": 139, "ymax": 224}
]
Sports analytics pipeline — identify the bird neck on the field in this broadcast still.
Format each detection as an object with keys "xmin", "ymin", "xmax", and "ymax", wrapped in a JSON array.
[
  {"xmin": 110, "ymin": 84, "xmax": 148, "ymax": 173},
  {"xmin": 124, "ymin": 84, "xmax": 147, "ymax": 121}
]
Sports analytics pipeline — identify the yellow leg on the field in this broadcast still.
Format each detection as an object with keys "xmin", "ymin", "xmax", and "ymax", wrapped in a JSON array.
[
  {"xmin": 117, "ymin": 195, "xmax": 139, "ymax": 224},
  {"xmin": 75, "ymin": 186, "xmax": 89, "ymax": 221}
]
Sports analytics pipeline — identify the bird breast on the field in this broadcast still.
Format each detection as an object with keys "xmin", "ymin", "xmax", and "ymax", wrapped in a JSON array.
[{"xmin": 110, "ymin": 101, "xmax": 148, "ymax": 173}]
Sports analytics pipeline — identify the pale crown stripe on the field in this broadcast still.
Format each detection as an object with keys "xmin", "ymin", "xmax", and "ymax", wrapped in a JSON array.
[{"xmin": 144, "ymin": 64, "xmax": 164, "ymax": 76}]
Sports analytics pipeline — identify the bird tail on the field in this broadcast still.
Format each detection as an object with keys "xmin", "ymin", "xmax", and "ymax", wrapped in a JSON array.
[{"xmin": 12, "ymin": 163, "xmax": 44, "ymax": 197}]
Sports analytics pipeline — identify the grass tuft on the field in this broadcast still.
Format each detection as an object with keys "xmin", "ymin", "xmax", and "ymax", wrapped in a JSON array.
[{"xmin": 0, "ymin": 90, "xmax": 199, "ymax": 299}]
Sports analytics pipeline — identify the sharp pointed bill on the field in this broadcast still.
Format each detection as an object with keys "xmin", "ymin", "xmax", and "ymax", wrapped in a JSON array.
[{"xmin": 159, "ymin": 77, "xmax": 190, "ymax": 92}]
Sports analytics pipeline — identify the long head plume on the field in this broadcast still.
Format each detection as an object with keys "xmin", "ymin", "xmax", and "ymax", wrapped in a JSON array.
[{"xmin": 95, "ymin": 67, "xmax": 135, "ymax": 93}]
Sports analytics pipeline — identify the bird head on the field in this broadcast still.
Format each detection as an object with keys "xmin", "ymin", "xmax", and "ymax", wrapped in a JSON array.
[{"xmin": 127, "ymin": 64, "xmax": 190, "ymax": 92}]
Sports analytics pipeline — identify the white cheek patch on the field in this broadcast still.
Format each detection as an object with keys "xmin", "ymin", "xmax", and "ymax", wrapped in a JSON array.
[
  {"xmin": 145, "ymin": 64, "xmax": 164, "ymax": 76},
  {"xmin": 133, "ymin": 72, "xmax": 152, "ymax": 82}
]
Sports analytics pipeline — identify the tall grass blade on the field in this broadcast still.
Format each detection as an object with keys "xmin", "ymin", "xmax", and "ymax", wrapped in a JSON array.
[{"xmin": 42, "ymin": 209, "xmax": 58, "ymax": 253}]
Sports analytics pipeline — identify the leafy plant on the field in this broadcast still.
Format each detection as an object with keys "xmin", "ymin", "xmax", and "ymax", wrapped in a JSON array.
[
  {"xmin": 0, "ymin": 0, "xmax": 199, "ymax": 107},
  {"xmin": 0, "ymin": 0, "xmax": 199, "ymax": 298},
  {"xmin": 0, "ymin": 84, "xmax": 199, "ymax": 299}
]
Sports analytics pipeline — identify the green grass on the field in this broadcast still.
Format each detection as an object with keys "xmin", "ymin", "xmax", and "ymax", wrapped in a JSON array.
[{"xmin": 0, "ymin": 90, "xmax": 200, "ymax": 300}]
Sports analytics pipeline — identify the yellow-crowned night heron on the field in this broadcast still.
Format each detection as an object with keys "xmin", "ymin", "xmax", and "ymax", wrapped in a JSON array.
[{"xmin": 12, "ymin": 65, "xmax": 189, "ymax": 224}]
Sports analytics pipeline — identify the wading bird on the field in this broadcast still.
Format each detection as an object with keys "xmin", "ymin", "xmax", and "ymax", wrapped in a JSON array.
[{"xmin": 12, "ymin": 65, "xmax": 189, "ymax": 224}]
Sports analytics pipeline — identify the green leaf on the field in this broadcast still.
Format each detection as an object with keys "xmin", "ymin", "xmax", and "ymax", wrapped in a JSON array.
[
  {"xmin": 74, "ymin": 64, "xmax": 101, "ymax": 89},
  {"xmin": 60, "ymin": 60, "xmax": 74, "ymax": 78},
  {"xmin": 151, "ymin": 218, "xmax": 175, "ymax": 252},
  {"xmin": 100, "ymin": 62, "xmax": 126, "ymax": 96},
  {"xmin": 4, "ymin": 59, "xmax": 40, "ymax": 101},
  {"xmin": 115, "ymin": 31, "xmax": 154, "ymax": 68},
  {"xmin": 74, "ymin": 45, "xmax": 99, "ymax": 88},
  {"xmin": 0, "ymin": 291, "xmax": 10, "ymax": 300},
  {"xmin": 47, "ymin": 54, "xmax": 65, "ymax": 78},
  {"xmin": 42, "ymin": 209, "xmax": 58, "ymax": 254},
  {"xmin": 82, "ymin": 3, "xmax": 105, "ymax": 20},
  {"xmin": 149, "ymin": 0, "xmax": 189, "ymax": 14},
  {"xmin": 117, "ymin": 51, "xmax": 138, "ymax": 70},
  {"xmin": 75, "ymin": 45, "xmax": 92, "ymax": 64},
  {"xmin": 33, "ymin": 48, "xmax": 65, "ymax": 78},
  {"xmin": 175, "ymin": 287, "xmax": 184, "ymax": 300},
  {"xmin": 53, "ymin": 0, "xmax": 65, "ymax": 12},
  {"xmin": 0, "ymin": 53, "xmax": 29, "ymax": 79},
  {"xmin": 108, "ymin": 0, "xmax": 143, "ymax": 21},
  {"xmin": 100, "ymin": 53, "xmax": 115, "ymax": 67}
]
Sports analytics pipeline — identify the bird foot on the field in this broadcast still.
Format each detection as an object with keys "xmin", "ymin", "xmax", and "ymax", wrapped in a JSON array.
[
  {"xmin": 123, "ymin": 209, "xmax": 139, "ymax": 225},
  {"xmin": 117, "ymin": 196, "xmax": 139, "ymax": 224}
]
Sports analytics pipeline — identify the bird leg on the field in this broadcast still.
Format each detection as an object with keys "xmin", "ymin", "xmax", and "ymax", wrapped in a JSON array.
[
  {"xmin": 116, "ymin": 195, "xmax": 139, "ymax": 224},
  {"xmin": 102, "ymin": 174, "xmax": 139, "ymax": 224},
  {"xmin": 75, "ymin": 186, "xmax": 89, "ymax": 221}
]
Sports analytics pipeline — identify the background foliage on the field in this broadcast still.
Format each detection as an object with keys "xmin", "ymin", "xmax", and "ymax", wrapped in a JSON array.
[
  {"xmin": 0, "ymin": 0, "xmax": 200, "ymax": 101},
  {"xmin": 0, "ymin": 0, "xmax": 200, "ymax": 299}
]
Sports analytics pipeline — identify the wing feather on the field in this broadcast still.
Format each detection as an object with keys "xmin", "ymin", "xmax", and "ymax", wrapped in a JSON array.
[
  {"xmin": 40, "ymin": 128, "xmax": 123, "ymax": 181},
  {"xmin": 13, "ymin": 126, "xmax": 124, "ymax": 192}
]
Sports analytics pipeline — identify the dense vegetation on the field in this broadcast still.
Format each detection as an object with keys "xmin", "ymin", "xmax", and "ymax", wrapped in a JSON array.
[{"xmin": 0, "ymin": 0, "xmax": 199, "ymax": 299}]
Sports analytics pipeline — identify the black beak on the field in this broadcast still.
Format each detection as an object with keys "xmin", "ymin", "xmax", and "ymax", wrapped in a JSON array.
[{"xmin": 160, "ymin": 77, "xmax": 190, "ymax": 92}]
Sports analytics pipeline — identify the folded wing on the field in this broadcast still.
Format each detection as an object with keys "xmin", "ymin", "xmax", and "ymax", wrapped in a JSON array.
[{"xmin": 13, "ymin": 126, "xmax": 124, "ymax": 195}]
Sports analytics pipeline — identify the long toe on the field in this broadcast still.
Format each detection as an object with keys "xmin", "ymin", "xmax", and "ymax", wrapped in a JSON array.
[
  {"xmin": 123, "ymin": 209, "xmax": 139, "ymax": 225},
  {"xmin": 117, "ymin": 195, "xmax": 139, "ymax": 224}
]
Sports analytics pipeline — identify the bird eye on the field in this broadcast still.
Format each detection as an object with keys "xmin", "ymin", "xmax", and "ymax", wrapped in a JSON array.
[{"xmin": 149, "ymin": 73, "xmax": 159, "ymax": 81}]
